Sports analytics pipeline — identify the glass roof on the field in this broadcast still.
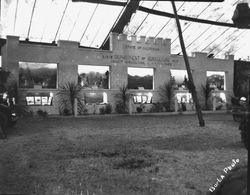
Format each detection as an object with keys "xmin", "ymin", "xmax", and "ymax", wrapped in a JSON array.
[
  {"xmin": 1, "ymin": 0, "xmax": 124, "ymax": 47},
  {"xmin": 1, "ymin": 0, "xmax": 250, "ymax": 60}
]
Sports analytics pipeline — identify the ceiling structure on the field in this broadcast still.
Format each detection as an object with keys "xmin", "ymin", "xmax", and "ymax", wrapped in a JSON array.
[{"xmin": 0, "ymin": 0, "xmax": 250, "ymax": 60}]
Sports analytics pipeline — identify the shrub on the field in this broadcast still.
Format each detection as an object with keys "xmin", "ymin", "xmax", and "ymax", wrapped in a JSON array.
[
  {"xmin": 181, "ymin": 102, "xmax": 186, "ymax": 111},
  {"xmin": 216, "ymin": 104, "xmax": 223, "ymax": 110},
  {"xmin": 136, "ymin": 104, "xmax": 145, "ymax": 113},
  {"xmin": 149, "ymin": 102, "xmax": 164, "ymax": 113},
  {"xmin": 37, "ymin": 109, "xmax": 48, "ymax": 118},
  {"xmin": 63, "ymin": 108, "xmax": 70, "ymax": 116},
  {"xmin": 99, "ymin": 107, "xmax": 105, "ymax": 115},
  {"xmin": 105, "ymin": 104, "xmax": 112, "ymax": 114},
  {"xmin": 114, "ymin": 85, "xmax": 130, "ymax": 114},
  {"xmin": 99, "ymin": 104, "xmax": 112, "ymax": 115},
  {"xmin": 201, "ymin": 80, "xmax": 213, "ymax": 110},
  {"xmin": 57, "ymin": 82, "xmax": 83, "ymax": 115},
  {"xmin": 136, "ymin": 107, "xmax": 143, "ymax": 113},
  {"xmin": 29, "ymin": 110, "xmax": 34, "ymax": 117},
  {"xmin": 115, "ymin": 102, "xmax": 126, "ymax": 114},
  {"xmin": 158, "ymin": 79, "xmax": 175, "ymax": 112}
]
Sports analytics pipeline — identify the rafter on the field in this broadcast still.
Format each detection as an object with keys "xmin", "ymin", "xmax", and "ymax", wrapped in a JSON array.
[
  {"xmin": 13, "ymin": 0, "xmax": 19, "ymax": 34},
  {"xmin": 201, "ymin": 27, "xmax": 231, "ymax": 52},
  {"xmin": 54, "ymin": 0, "xmax": 70, "ymax": 42},
  {"xmin": 72, "ymin": 0, "xmax": 126, "ymax": 7},
  {"xmin": 112, "ymin": 0, "xmax": 141, "ymax": 33},
  {"xmin": 171, "ymin": 2, "xmax": 212, "ymax": 45},
  {"xmin": 79, "ymin": 3, "xmax": 99, "ymax": 43},
  {"xmin": 100, "ymin": 5, "xmax": 126, "ymax": 49},
  {"xmin": 214, "ymin": 30, "xmax": 247, "ymax": 57},
  {"xmin": 26, "ymin": 0, "xmax": 37, "ymax": 40},
  {"xmin": 154, "ymin": 2, "xmax": 185, "ymax": 38},
  {"xmin": 134, "ymin": 1, "xmax": 158, "ymax": 35},
  {"xmin": 101, "ymin": 0, "xmax": 140, "ymax": 49},
  {"xmin": 138, "ymin": 5, "xmax": 250, "ymax": 29}
]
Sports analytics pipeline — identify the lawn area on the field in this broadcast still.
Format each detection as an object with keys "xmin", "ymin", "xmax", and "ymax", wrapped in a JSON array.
[{"xmin": 0, "ymin": 113, "xmax": 247, "ymax": 195}]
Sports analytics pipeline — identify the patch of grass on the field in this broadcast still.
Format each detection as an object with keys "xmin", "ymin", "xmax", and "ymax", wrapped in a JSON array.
[
  {"xmin": 113, "ymin": 157, "xmax": 153, "ymax": 170},
  {"xmin": 0, "ymin": 114, "xmax": 247, "ymax": 194}
]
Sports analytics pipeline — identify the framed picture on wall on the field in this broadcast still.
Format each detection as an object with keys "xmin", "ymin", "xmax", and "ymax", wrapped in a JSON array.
[
  {"xmin": 26, "ymin": 97, "xmax": 35, "ymax": 105},
  {"xmin": 42, "ymin": 96, "xmax": 48, "ymax": 105},
  {"xmin": 34, "ymin": 96, "xmax": 42, "ymax": 105}
]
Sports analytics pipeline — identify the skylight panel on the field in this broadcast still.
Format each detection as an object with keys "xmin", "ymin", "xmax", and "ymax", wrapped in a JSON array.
[
  {"xmin": 1, "ymin": 0, "xmax": 16, "ymax": 37},
  {"xmin": 38, "ymin": 0, "xmax": 69, "ymax": 43},
  {"xmin": 79, "ymin": 4, "xmax": 124, "ymax": 47},
  {"xmin": 124, "ymin": 11, "xmax": 148, "ymax": 36},
  {"xmin": 141, "ymin": 15, "xmax": 168, "ymax": 38},
  {"xmin": 192, "ymin": 26, "xmax": 229, "ymax": 53},
  {"xmin": 56, "ymin": 1, "xmax": 83, "ymax": 41},
  {"xmin": 68, "ymin": 2, "xmax": 99, "ymax": 43},
  {"xmin": 28, "ymin": 0, "xmax": 53, "ymax": 42},
  {"xmin": 2, "ymin": 0, "xmax": 35, "ymax": 39}
]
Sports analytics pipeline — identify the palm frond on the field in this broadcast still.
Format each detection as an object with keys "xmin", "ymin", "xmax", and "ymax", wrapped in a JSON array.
[{"xmin": 57, "ymin": 81, "xmax": 83, "ymax": 115}]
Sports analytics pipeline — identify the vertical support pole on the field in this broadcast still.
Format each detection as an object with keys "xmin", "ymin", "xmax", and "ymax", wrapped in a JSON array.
[
  {"xmin": 175, "ymin": 97, "xmax": 178, "ymax": 112},
  {"xmin": 74, "ymin": 98, "xmax": 77, "ymax": 117},
  {"xmin": 213, "ymin": 96, "xmax": 216, "ymax": 111},
  {"xmin": 248, "ymin": 74, "xmax": 250, "ymax": 195},
  {"xmin": 171, "ymin": 1, "xmax": 205, "ymax": 126},
  {"xmin": 129, "ymin": 96, "xmax": 133, "ymax": 115}
]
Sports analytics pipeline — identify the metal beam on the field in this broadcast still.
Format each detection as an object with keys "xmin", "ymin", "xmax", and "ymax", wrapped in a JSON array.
[
  {"xmin": 26, "ymin": 0, "xmax": 37, "ymax": 40},
  {"xmin": 138, "ymin": 5, "xmax": 250, "ymax": 29},
  {"xmin": 134, "ymin": 1, "xmax": 158, "ymax": 35},
  {"xmin": 171, "ymin": 1, "xmax": 205, "ymax": 127},
  {"xmin": 13, "ymin": 0, "xmax": 19, "ymax": 34},
  {"xmin": 54, "ymin": 0, "xmax": 70, "ymax": 42},
  {"xmin": 79, "ymin": 3, "xmax": 99, "ymax": 43},
  {"xmin": 112, "ymin": 0, "xmax": 140, "ymax": 34},
  {"xmin": 101, "ymin": 0, "xmax": 140, "ymax": 49},
  {"xmin": 72, "ymin": 0, "xmax": 126, "ymax": 7}
]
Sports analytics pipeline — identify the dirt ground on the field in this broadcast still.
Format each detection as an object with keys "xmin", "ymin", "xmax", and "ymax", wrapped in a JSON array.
[{"xmin": 0, "ymin": 113, "xmax": 247, "ymax": 195}]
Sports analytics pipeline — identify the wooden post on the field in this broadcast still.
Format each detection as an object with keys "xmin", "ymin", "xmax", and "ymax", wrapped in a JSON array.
[
  {"xmin": 74, "ymin": 98, "xmax": 77, "ymax": 117},
  {"xmin": 175, "ymin": 97, "xmax": 178, "ymax": 112},
  {"xmin": 248, "ymin": 74, "xmax": 250, "ymax": 195},
  {"xmin": 129, "ymin": 97, "xmax": 133, "ymax": 115},
  {"xmin": 213, "ymin": 96, "xmax": 216, "ymax": 111},
  {"xmin": 171, "ymin": 1, "xmax": 205, "ymax": 127}
]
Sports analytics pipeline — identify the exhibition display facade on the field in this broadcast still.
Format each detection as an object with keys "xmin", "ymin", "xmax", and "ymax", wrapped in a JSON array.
[{"xmin": 1, "ymin": 33, "xmax": 234, "ymax": 114}]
